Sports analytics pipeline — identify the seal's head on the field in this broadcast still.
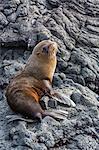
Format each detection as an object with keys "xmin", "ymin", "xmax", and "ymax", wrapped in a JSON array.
[
  {"xmin": 33, "ymin": 40, "xmax": 58, "ymax": 59},
  {"xmin": 24, "ymin": 40, "xmax": 58, "ymax": 81}
]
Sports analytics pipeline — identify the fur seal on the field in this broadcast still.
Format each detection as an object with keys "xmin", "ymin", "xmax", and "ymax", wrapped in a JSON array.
[{"xmin": 6, "ymin": 40, "xmax": 75, "ymax": 122}]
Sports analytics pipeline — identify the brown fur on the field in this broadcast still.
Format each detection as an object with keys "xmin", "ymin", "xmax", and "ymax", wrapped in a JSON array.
[{"xmin": 6, "ymin": 40, "xmax": 58, "ymax": 120}]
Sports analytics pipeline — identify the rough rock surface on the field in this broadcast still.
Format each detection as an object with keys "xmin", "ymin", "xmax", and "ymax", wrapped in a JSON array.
[{"xmin": 0, "ymin": 0, "xmax": 99, "ymax": 149}]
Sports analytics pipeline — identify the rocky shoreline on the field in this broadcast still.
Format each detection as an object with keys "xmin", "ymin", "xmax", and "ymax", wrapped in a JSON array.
[{"xmin": 0, "ymin": 0, "xmax": 99, "ymax": 149}]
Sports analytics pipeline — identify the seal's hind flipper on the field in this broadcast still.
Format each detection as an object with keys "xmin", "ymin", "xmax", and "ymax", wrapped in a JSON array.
[
  {"xmin": 6, "ymin": 115, "xmax": 34, "ymax": 123},
  {"xmin": 43, "ymin": 109, "xmax": 68, "ymax": 120}
]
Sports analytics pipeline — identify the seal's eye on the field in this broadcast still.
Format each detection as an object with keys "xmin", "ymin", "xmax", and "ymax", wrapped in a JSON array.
[
  {"xmin": 42, "ymin": 46, "xmax": 48, "ymax": 54},
  {"xmin": 36, "ymin": 52, "xmax": 40, "ymax": 55}
]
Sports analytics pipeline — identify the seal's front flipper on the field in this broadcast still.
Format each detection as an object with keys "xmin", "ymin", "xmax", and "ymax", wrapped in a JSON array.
[
  {"xmin": 51, "ymin": 92, "xmax": 76, "ymax": 107},
  {"xmin": 43, "ymin": 109, "xmax": 68, "ymax": 120},
  {"xmin": 6, "ymin": 115, "xmax": 34, "ymax": 124}
]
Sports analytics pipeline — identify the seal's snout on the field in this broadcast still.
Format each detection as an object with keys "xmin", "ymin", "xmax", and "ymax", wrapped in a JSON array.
[
  {"xmin": 50, "ymin": 42, "xmax": 57, "ymax": 47},
  {"xmin": 42, "ymin": 42, "xmax": 57, "ymax": 54},
  {"xmin": 49, "ymin": 42, "xmax": 58, "ymax": 51}
]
